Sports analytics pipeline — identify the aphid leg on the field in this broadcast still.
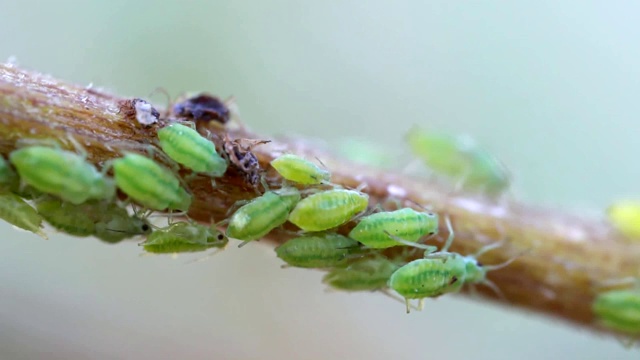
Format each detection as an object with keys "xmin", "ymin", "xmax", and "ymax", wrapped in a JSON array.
[
  {"xmin": 63, "ymin": 134, "xmax": 89, "ymax": 159},
  {"xmin": 15, "ymin": 137, "xmax": 62, "ymax": 149},
  {"xmin": 148, "ymin": 86, "xmax": 173, "ymax": 118},
  {"xmin": 238, "ymin": 239, "xmax": 254, "ymax": 248},
  {"xmin": 440, "ymin": 215, "xmax": 455, "ymax": 252},
  {"xmin": 379, "ymin": 289, "xmax": 420, "ymax": 311},
  {"xmin": 355, "ymin": 182, "xmax": 368, "ymax": 192},
  {"xmin": 225, "ymin": 200, "xmax": 251, "ymax": 217},
  {"xmin": 405, "ymin": 299, "xmax": 412, "ymax": 314},
  {"xmin": 260, "ymin": 175, "xmax": 270, "ymax": 193},
  {"xmin": 480, "ymin": 279, "xmax": 507, "ymax": 301},
  {"xmin": 417, "ymin": 298, "xmax": 425, "ymax": 311},
  {"xmin": 595, "ymin": 277, "xmax": 639, "ymax": 290},
  {"xmin": 184, "ymin": 248, "xmax": 226, "ymax": 265},
  {"xmin": 382, "ymin": 230, "xmax": 438, "ymax": 253}
]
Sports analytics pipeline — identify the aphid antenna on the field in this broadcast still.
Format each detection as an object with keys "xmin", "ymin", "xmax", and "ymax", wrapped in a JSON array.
[
  {"xmin": 406, "ymin": 198, "xmax": 435, "ymax": 214},
  {"xmin": 314, "ymin": 156, "xmax": 329, "ymax": 170},
  {"xmin": 147, "ymin": 87, "xmax": 173, "ymax": 117},
  {"xmin": 472, "ymin": 241, "xmax": 505, "ymax": 258},
  {"xmin": 355, "ymin": 182, "xmax": 369, "ymax": 192},
  {"xmin": 481, "ymin": 249, "xmax": 529, "ymax": 272},
  {"xmin": 440, "ymin": 215, "xmax": 456, "ymax": 253},
  {"xmin": 223, "ymin": 95, "xmax": 248, "ymax": 131},
  {"xmin": 63, "ymin": 134, "xmax": 89, "ymax": 159}
]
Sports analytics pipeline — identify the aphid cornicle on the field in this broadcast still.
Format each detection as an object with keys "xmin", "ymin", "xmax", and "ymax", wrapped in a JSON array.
[
  {"xmin": 593, "ymin": 289, "xmax": 640, "ymax": 336},
  {"xmin": 270, "ymin": 154, "xmax": 331, "ymax": 185},
  {"xmin": 157, "ymin": 123, "xmax": 228, "ymax": 177},
  {"xmin": 406, "ymin": 127, "xmax": 510, "ymax": 195},
  {"xmin": 35, "ymin": 197, "xmax": 152, "ymax": 243},
  {"xmin": 9, "ymin": 146, "xmax": 115, "ymax": 204},
  {"xmin": 287, "ymin": 189, "xmax": 369, "ymax": 232},
  {"xmin": 0, "ymin": 192, "xmax": 46, "ymax": 239},
  {"xmin": 275, "ymin": 234, "xmax": 359, "ymax": 268},
  {"xmin": 607, "ymin": 201, "xmax": 640, "ymax": 239},
  {"xmin": 172, "ymin": 93, "xmax": 231, "ymax": 124},
  {"xmin": 112, "ymin": 153, "xmax": 192, "ymax": 211},
  {"xmin": 141, "ymin": 221, "xmax": 228, "ymax": 254},
  {"xmin": 226, "ymin": 188, "xmax": 301, "ymax": 243},
  {"xmin": 348, "ymin": 208, "xmax": 439, "ymax": 249},
  {"xmin": 323, "ymin": 256, "xmax": 403, "ymax": 292}
]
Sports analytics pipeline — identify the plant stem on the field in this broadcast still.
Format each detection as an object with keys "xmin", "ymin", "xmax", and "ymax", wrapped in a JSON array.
[{"xmin": 1, "ymin": 63, "xmax": 637, "ymax": 339}]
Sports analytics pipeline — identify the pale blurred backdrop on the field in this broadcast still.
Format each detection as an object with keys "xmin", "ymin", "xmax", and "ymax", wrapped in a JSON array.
[{"xmin": 1, "ymin": 1, "xmax": 639, "ymax": 359}]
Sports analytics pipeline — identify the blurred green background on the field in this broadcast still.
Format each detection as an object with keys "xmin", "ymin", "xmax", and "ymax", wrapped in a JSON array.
[{"xmin": 1, "ymin": 1, "xmax": 639, "ymax": 359}]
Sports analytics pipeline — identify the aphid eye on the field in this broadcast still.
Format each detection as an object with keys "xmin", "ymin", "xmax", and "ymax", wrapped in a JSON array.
[
  {"xmin": 449, "ymin": 276, "xmax": 458, "ymax": 285},
  {"xmin": 476, "ymin": 262, "xmax": 483, "ymax": 267},
  {"xmin": 217, "ymin": 234, "xmax": 225, "ymax": 240},
  {"xmin": 142, "ymin": 224, "xmax": 150, "ymax": 232},
  {"xmin": 428, "ymin": 232, "xmax": 435, "ymax": 236}
]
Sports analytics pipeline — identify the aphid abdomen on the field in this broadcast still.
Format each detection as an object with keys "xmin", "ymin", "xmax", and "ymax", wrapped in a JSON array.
[
  {"xmin": 10, "ymin": 147, "xmax": 112, "ymax": 204},
  {"xmin": 288, "ymin": 189, "xmax": 369, "ymax": 232},
  {"xmin": 0, "ymin": 192, "xmax": 46, "ymax": 238},
  {"xmin": 143, "ymin": 237, "xmax": 209, "ymax": 253},
  {"xmin": 270, "ymin": 154, "xmax": 330, "ymax": 185},
  {"xmin": 275, "ymin": 234, "xmax": 358, "ymax": 268},
  {"xmin": 323, "ymin": 257, "xmax": 401, "ymax": 291},
  {"xmin": 349, "ymin": 209, "xmax": 437, "ymax": 249},
  {"xmin": 158, "ymin": 124, "xmax": 227, "ymax": 176},
  {"xmin": 226, "ymin": 190, "xmax": 300, "ymax": 241},
  {"xmin": 36, "ymin": 198, "xmax": 96, "ymax": 237},
  {"xmin": 113, "ymin": 153, "xmax": 191, "ymax": 211},
  {"xmin": 593, "ymin": 290, "xmax": 640, "ymax": 335},
  {"xmin": 389, "ymin": 258, "xmax": 464, "ymax": 299}
]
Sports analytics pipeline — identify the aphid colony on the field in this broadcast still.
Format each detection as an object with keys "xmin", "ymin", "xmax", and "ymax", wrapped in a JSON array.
[{"xmin": 0, "ymin": 93, "xmax": 517, "ymax": 314}]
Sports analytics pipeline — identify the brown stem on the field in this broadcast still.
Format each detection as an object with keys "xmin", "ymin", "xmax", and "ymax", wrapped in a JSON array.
[{"xmin": 1, "ymin": 63, "xmax": 637, "ymax": 339}]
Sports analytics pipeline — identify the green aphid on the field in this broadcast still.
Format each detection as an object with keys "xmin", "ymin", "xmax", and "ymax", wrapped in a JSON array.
[
  {"xmin": 323, "ymin": 256, "xmax": 402, "ymax": 292},
  {"xmin": 288, "ymin": 189, "xmax": 369, "ymax": 232},
  {"xmin": 226, "ymin": 188, "xmax": 301, "ymax": 243},
  {"xmin": 9, "ymin": 146, "xmax": 115, "ymax": 204},
  {"xmin": 35, "ymin": 197, "xmax": 152, "ymax": 243},
  {"xmin": 387, "ymin": 218, "xmax": 508, "ymax": 313},
  {"xmin": 593, "ymin": 289, "xmax": 640, "ymax": 335},
  {"xmin": 0, "ymin": 192, "xmax": 46, "ymax": 239},
  {"xmin": 141, "ymin": 221, "xmax": 228, "ymax": 254},
  {"xmin": 406, "ymin": 128, "xmax": 510, "ymax": 195},
  {"xmin": 112, "ymin": 153, "xmax": 192, "ymax": 211},
  {"xmin": 349, "ymin": 208, "xmax": 438, "ymax": 249},
  {"xmin": 157, "ymin": 123, "xmax": 228, "ymax": 177},
  {"xmin": 275, "ymin": 233, "xmax": 359, "ymax": 268},
  {"xmin": 270, "ymin": 154, "xmax": 330, "ymax": 185}
]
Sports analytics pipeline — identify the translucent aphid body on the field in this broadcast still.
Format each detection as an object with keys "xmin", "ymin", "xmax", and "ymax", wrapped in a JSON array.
[
  {"xmin": 226, "ymin": 189, "xmax": 301, "ymax": 242},
  {"xmin": 607, "ymin": 201, "xmax": 640, "ymax": 239},
  {"xmin": 0, "ymin": 192, "xmax": 46, "ymax": 239},
  {"xmin": 157, "ymin": 123, "xmax": 227, "ymax": 176},
  {"xmin": 385, "ymin": 217, "xmax": 509, "ymax": 312},
  {"xmin": 270, "ymin": 154, "xmax": 330, "ymax": 185},
  {"xmin": 112, "ymin": 153, "xmax": 192, "ymax": 211},
  {"xmin": 141, "ymin": 222, "xmax": 228, "ymax": 254},
  {"xmin": 275, "ymin": 234, "xmax": 359, "ymax": 268},
  {"xmin": 592, "ymin": 289, "xmax": 640, "ymax": 335},
  {"xmin": 406, "ymin": 128, "xmax": 509, "ymax": 195},
  {"xmin": 323, "ymin": 257, "xmax": 402, "ymax": 292},
  {"xmin": 35, "ymin": 197, "xmax": 152, "ymax": 243},
  {"xmin": 349, "ymin": 208, "xmax": 438, "ymax": 249},
  {"xmin": 10, "ymin": 146, "xmax": 115, "ymax": 204},
  {"xmin": 288, "ymin": 189, "xmax": 369, "ymax": 232}
]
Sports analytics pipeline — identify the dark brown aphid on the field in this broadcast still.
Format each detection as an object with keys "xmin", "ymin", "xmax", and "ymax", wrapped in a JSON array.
[
  {"xmin": 173, "ymin": 93, "xmax": 231, "ymax": 124},
  {"xmin": 223, "ymin": 135, "xmax": 270, "ymax": 187},
  {"xmin": 118, "ymin": 98, "xmax": 160, "ymax": 126}
]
